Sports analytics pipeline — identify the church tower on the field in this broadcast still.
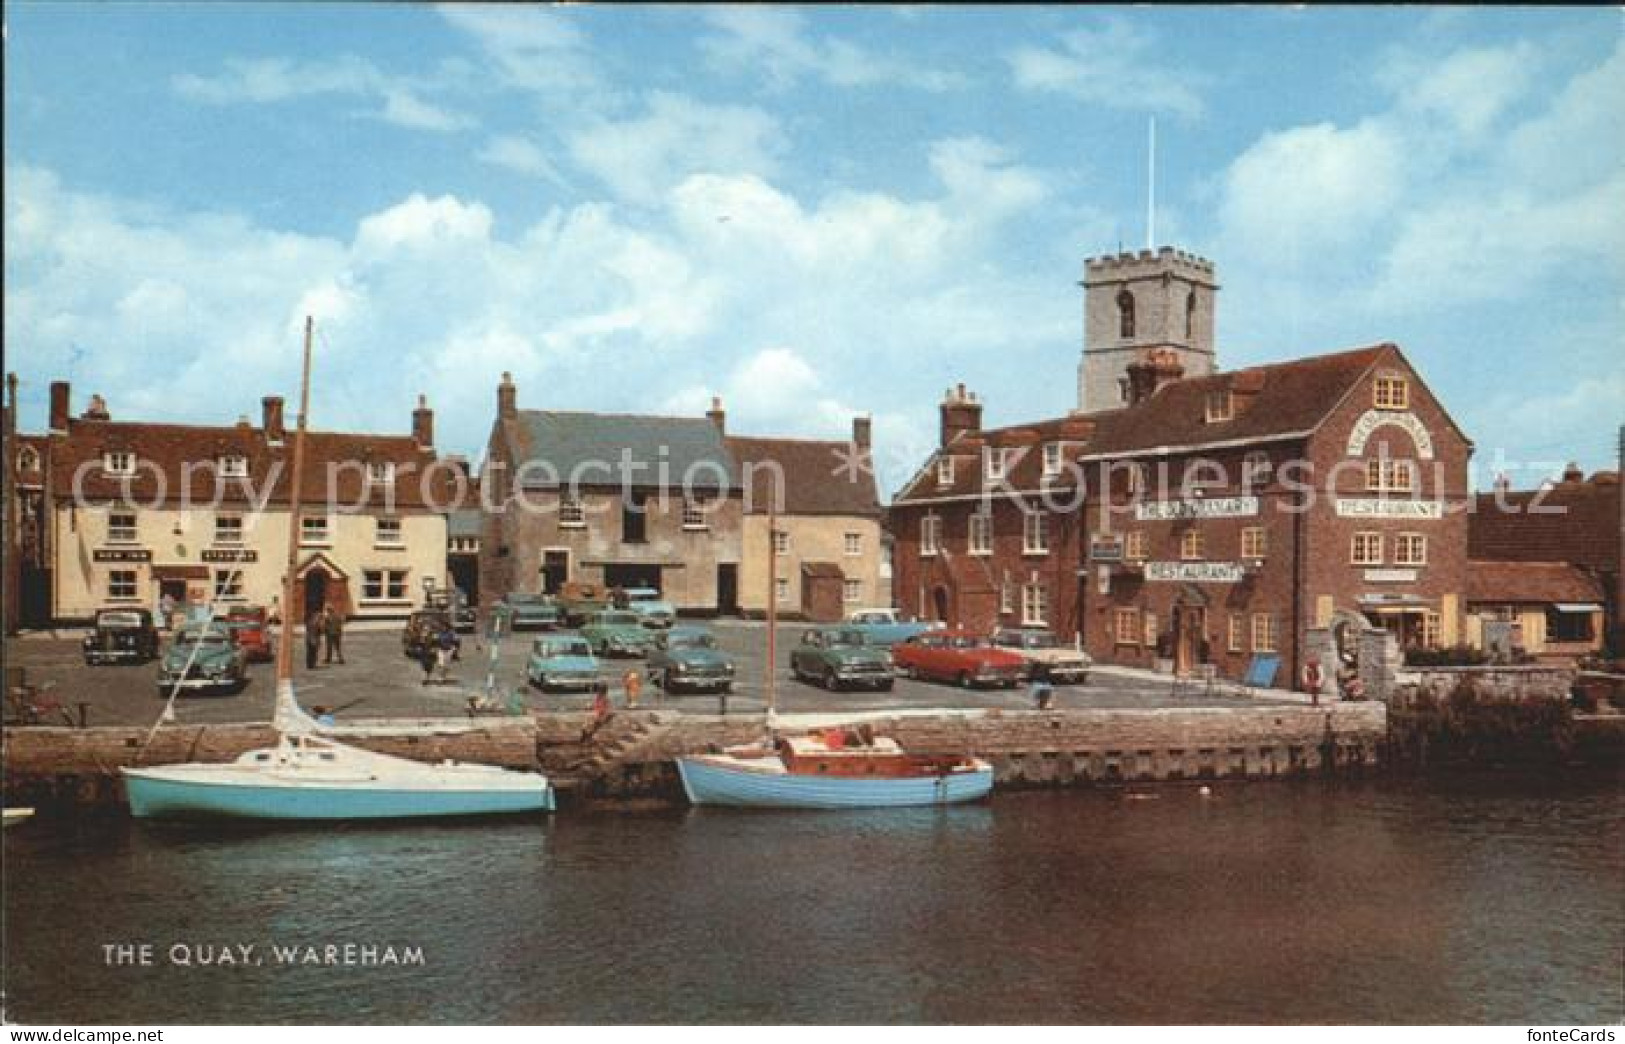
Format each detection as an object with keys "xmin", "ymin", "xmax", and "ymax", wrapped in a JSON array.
[{"xmin": 1077, "ymin": 246, "xmax": 1218, "ymax": 413}]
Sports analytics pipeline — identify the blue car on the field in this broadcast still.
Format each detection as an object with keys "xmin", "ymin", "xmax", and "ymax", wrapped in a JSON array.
[
  {"xmin": 525, "ymin": 635, "xmax": 600, "ymax": 692},
  {"xmin": 647, "ymin": 626, "xmax": 736, "ymax": 694}
]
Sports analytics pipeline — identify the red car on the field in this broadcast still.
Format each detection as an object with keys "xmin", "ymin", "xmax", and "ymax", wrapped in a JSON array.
[
  {"xmin": 224, "ymin": 606, "xmax": 274, "ymax": 663},
  {"xmin": 892, "ymin": 630, "xmax": 1029, "ymax": 688}
]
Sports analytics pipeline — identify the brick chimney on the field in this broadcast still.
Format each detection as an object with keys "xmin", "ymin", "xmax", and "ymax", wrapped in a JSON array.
[
  {"xmin": 412, "ymin": 394, "xmax": 434, "ymax": 449},
  {"xmin": 852, "ymin": 414, "xmax": 872, "ymax": 451},
  {"xmin": 498, "ymin": 372, "xmax": 517, "ymax": 418},
  {"xmin": 1561, "ymin": 461, "xmax": 1584, "ymax": 483},
  {"xmin": 49, "ymin": 381, "xmax": 70, "ymax": 433},
  {"xmin": 940, "ymin": 384, "xmax": 982, "ymax": 447},
  {"xmin": 1124, "ymin": 348, "xmax": 1186, "ymax": 407},
  {"xmin": 707, "ymin": 396, "xmax": 726, "ymax": 433},
  {"xmin": 262, "ymin": 396, "xmax": 286, "ymax": 443},
  {"xmin": 82, "ymin": 393, "xmax": 110, "ymax": 421}
]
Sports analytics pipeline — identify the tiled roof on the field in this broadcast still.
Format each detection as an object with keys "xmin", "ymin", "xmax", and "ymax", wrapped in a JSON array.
[
  {"xmin": 507, "ymin": 411, "xmax": 737, "ymax": 491},
  {"xmin": 1466, "ymin": 560, "xmax": 1606, "ymax": 605},
  {"xmin": 1469, "ymin": 477, "xmax": 1620, "ymax": 572},
  {"xmin": 46, "ymin": 418, "xmax": 448, "ymax": 509},
  {"xmin": 727, "ymin": 436, "xmax": 880, "ymax": 517},
  {"xmin": 895, "ymin": 343, "xmax": 1404, "ymax": 502}
]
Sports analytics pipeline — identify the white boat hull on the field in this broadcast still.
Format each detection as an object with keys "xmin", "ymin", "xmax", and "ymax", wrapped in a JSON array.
[{"xmin": 676, "ymin": 753, "xmax": 993, "ymax": 809}]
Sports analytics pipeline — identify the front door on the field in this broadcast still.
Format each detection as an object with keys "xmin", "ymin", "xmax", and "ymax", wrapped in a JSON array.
[
  {"xmin": 932, "ymin": 586, "xmax": 950, "ymax": 624},
  {"xmin": 1175, "ymin": 606, "xmax": 1205, "ymax": 675},
  {"xmin": 541, "ymin": 551, "xmax": 570, "ymax": 595},
  {"xmin": 303, "ymin": 569, "xmax": 329, "ymax": 619},
  {"xmin": 716, "ymin": 564, "xmax": 738, "ymax": 615}
]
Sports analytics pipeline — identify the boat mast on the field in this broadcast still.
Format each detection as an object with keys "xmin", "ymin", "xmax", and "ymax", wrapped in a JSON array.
[
  {"xmin": 765, "ymin": 497, "xmax": 777, "ymax": 726},
  {"xmin": 275, "ymin": 317, "xmax": 314, "ymax": 683}
]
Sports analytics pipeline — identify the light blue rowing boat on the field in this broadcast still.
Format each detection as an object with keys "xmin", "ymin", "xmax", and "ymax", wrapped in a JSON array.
[{"xmin": 677, "ymin": 734, "xmax": 993, "ymax": 810}]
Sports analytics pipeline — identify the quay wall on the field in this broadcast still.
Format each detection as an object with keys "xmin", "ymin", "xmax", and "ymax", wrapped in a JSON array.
[{"xmin": 2, "ymin": 702, "xmax": 1386, "ymax": 812}]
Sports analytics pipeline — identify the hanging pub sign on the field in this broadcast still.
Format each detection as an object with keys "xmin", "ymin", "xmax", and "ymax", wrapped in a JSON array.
[
  {"xmin": 93, "ymin": 548, "xmax": 152, "ymax": 562},
  {"xmin": 1089, "ymin": 534, "xmax": 1124, "ymax": 562},
  {"xmin": 1134, "ymin": 496, "xmax": 1259, "ymax": 521},
  {"xmin": 202, "ymin": 549, "xmax": 259, "ymax": 563}
]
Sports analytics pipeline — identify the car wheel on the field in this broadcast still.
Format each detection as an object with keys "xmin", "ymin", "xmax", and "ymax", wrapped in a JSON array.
[
  {"xmin": 664, "ymin": 670, "xmax": 677, "ymax": 692},
  {"xmin": 958, "ymin": 670, "xmax": 973, "ymax": 688},
  {"xmin": 823, "ymin": 667, "xmax": 840, "ymax": 691},
  {"xmin": 879, "ymin": 680, "xmax": 895, "ymax": 692}
]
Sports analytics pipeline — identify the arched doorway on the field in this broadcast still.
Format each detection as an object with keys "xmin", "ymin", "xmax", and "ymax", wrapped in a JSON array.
[
  {"xmin": 304, "ymin": 568, "xmax": 329, "ymax": 619},
  {"xmin": 932, "ymin": 586, "xmax": 950, "ymax": 624},
  {"xmin": 1171, "ymin": 584, "xmax": 1210, "ymax": 676}
]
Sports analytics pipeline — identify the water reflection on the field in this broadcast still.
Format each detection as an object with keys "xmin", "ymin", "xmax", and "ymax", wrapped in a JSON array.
[{"xmin": 5, "ymin": 775, "xmax": 1619, "ymax": 1024}]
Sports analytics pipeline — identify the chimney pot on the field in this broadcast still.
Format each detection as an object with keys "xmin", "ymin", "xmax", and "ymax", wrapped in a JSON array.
[
  {"xmin": 498, "ymin": 373, "xmax": 517, "ymax": 418},
  {"xmin": 413, "ymin": 394, "xmax": 434, "ymax": 449},
  {"xmin": 262, "ymin": 396, "xmax": 286, "ymax": 442},
  {"xmin": 706, "ymin": 396, "xmax": 726, "ymax": 433},
  {"xmin": 940, "ymin": 384, "xmax": 983, "ymax": 447},
  {"xmin": 852, "ymin": 414, "xmax": 872, "ymax": 451},
  {"xmin": 82, "ymin": 394, "xmax": 110, "ymax": 421}
]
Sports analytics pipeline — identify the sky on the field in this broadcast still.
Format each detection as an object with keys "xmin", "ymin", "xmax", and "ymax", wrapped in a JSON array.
[{"xmin": 6, "ymin": 4, "xmax": 1623, "ymax": 496}]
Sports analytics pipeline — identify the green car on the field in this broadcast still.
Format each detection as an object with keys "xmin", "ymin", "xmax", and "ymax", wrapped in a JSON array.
[
  {"xmin": 156, "ymin": 624, "xmax": 249, "ymax": 696},
  {"xmin": 579, "ymin": 610, "xmax": 654, "ymax": 657},
  {"xmin": 498, "ymin": 593, "xmax": 561, "ymax": 631},
  {"xmin": 647, "ymin": 626, "xmax": 735, "ymax": 693},
  {"xmin": 525, "ymin": 635, "xmax": 601, "ymax": 693},
  {"xmin": 790, "ymin": 627, "xmax": 895, "ymax": 692}
]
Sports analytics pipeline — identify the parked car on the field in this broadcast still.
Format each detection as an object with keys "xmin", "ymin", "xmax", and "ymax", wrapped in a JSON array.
[
  {"xmin": 223, "ymin": 606, "xmax": 274, "ymax": 663},
  {"xmin": 992, "ymin": 628, "xmax": 1091, "ymax": 684},
  {"xmin": 843, "ymin": 607, "xmax": 938, "ymax": 648},
  {"xmin": 558, "ymin": 582, "xmax": 610, "ymax": 627},
  {"xmin": 580, "ymin": 610, "xmax": 655, "ymax": 657},
  {"xmin": 427, "ymin": 588, "xmax": 478, "ymax": 633},
  {"xmin": 498, "ymin": 592, "xmax": 561, "ymax": 631},
  {"xmin": 647, "ymin": 626, "xmax": 735, "ymax": 693},
  {"xmin": 525, "ymin": 635, "xmax": 601, "ymax": 693},
  {"xmin": 402, "ymin": 610, "xmax": 461, "ymax": 660},
  {"xmin": 156, "ymin": 624, "xmax": 249, "ymax": 695},
  {"xmin": 622, "ymin": 587, "xmax": 677, "ymax": 629},
  {"xmin": 790, "ymin": 627, "xmax": 896, "ymax": 692},
  {"xmin": 82, "ymin": 608, "xmax": 160, "ymax": 666},
  {"xmin": 892, "ymin": 630, "xmax": 1028, "ymax": 688}
]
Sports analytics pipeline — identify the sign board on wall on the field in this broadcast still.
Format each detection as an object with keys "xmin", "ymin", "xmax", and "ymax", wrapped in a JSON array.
[
  {"xmin": 1144, "ymin": 561, "xmax": 1245, "ymax": 583},
  {"xmin": 1134, "ymin": 496, "xmax": 1259, "ymax": 522},
  {"xmin": 1346, "ymin": 410, "xmax": 1435, "ymax": 459},
  {"xmin": 1335, "ymin": 498, "xmax": 1444, "ymax": 520},
  {"xmin": 1363, "ymin": 568, "xmax": 1419, "ymax": 583},
  {"xmin": 201, "ymin": 549, "xmax": 259, "ymax": 563},
  {"xmin": 92, "ymin": 549, "xmax": 152, "ymax": 562},
  {"xmin": 1089, "ymin": 534, "xmax": 1124, "ymax": 562}
]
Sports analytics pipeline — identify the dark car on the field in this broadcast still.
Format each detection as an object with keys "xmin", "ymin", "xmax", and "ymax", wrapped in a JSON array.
[
  {"xmin": 647, "ymin": 626, "xmax": 736, "ymax": 693},
  {"xmin": 427, "ymin": 589, "xmax": 478, "ymax": 633},
  {"xmin": 790, "ymin": 627, "xmax": 895, "ymax": 692},
  {"xmin": 403, "ymin": 610, "xmax": 461, "ymax": 660},
  {"xmin": 82, "ymin": 608, "xmax": 160, "ymax": 665},
  {"xmin": 156, "ymin": 624, "xmax": 249, "ymax": 695}
]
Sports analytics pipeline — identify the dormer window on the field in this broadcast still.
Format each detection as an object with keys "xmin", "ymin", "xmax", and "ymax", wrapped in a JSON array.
[
  {"xmin": 1374, "ymin": 376, "xmax": 1409, "ymax": 410},
  {"xmin": 936, "ymin": 457, "xmax": 955, "ymax": 486},
  {"xmin": 1042, "ymin": 443, "xmax": 1063, "ymax": 477},
  {"xmin": 17, "ymin": 446, "xmax": 40, "ymax": 472},
  {"xmin": 219, "ymin": 454, "xmax": 248, "ymax": 478},
  {"xmin": 103, "ymin": 451, "xmax": 135, "ymax": 476},
  {"xmin": 1204, "ymin": 388, "xmax": 1233, "ymax": 423},
  {"xmin": 985, "ymin": 448, "xmax": 1009, "ymax": 483},
  {"xmin": 1117, "ymin": 289, "xmax": 1136, "ymax": 339},
  {"xmin": 366, "ymin": 461, "xmax": 395, "ymax": 486}
]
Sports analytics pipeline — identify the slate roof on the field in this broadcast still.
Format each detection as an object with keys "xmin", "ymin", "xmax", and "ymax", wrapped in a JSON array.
[
  {"xmin": 1466, "ymin": 561, "xmax": 1606, "ymax": 605},
  {"xmin": 1469, "ymin": 475, "xmax": 1620, "ymax": 572},
  {"xmin": 506, "ymin": 411, "xmax": 737, "ymax": 492},
  {"xmin": 727, "ymin": 436, "xmax": 881, "ymax": 517},
  {"xmin": 894, "ymin": 343, "xmax": 1435, "ymax": 503},
  {"xmin": 46, "ymin": 418, "xmax": 449, "ymax": 509}
]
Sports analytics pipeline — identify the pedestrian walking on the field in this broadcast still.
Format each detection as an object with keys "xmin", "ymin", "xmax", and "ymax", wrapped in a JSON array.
[
  {"xmin": 159, "ymin": 592, "xmax": 176, "ymax": 632},
  {"xmin": 322, "ymin": 604, "xmax": 345, "ymax": 664},
  {"xmin": 304, "ymin": 609, "xmax": 322, "ymax": 670},
  {"xmin": 418, "ymin": 640, "xmax": 438, "ymax": 685},
  {"xmin": 434, "ymin": 623, "xmax": 458, "ymax": 684},
  {"xmin": 622, "ymin": 668, "xmax": 642, "ymax": 709}
]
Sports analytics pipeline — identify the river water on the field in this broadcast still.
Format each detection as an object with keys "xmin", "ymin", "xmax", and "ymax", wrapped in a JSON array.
[{"xmin": 4, "ymin": 773, "xmax": 1620, "ymax": 1025}]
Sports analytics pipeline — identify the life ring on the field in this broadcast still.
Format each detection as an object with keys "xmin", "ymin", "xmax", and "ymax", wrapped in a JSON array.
[{"xmin": 1302, "ymin": 661, "xmax": 1324, "ymax": 692}]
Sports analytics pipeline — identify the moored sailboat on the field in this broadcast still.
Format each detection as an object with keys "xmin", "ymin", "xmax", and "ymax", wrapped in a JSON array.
[{"xmin": 122, "ymin": 318, "xmax": 553, "ymax": 820}]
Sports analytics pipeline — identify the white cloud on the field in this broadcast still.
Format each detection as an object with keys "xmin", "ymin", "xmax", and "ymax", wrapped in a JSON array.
[
  {"xmin": 436, "ymin": 5, "xmax": 600, "ymax": 95},
  {"xmin": 354, "ymin": 194, "xmax": 494, "ymax": 258},
  {"xmin": 173, "ymin": 56, "xmax": 469, "ymax": 132},
  {"xmin": 477, "ymin": 136, "xmax": 570, "ymax": 186},
  {"xmin": 701, "ymin": 7, "xmax": 964, "ymax": 92},
  {"xmin": 1390, "ymin": 43, "xmax": 1540, "ymax": 141},
  {"xmin": 1008, "ymin": 19, "xmax": 1205, "ymax": 118},
  {"xmin": 1218, "ymin": 120, "xmax": 1405, "ymax": 260},
  {"xmin": 565, "ymin": 92, "xmax": 788, "ymax": 206}
]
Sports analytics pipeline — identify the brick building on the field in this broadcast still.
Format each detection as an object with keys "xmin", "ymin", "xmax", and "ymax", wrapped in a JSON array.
[
  {"xmin": 27, "ymin": 381, "xmax": 451, "ymax": 624},
  {"xmin": 1468, "ymin": 466, "xmax": 1621, "ymax": 659},
  {"xmin": 891, "ymin": 247, "xmax": 1474, "ymax": 690}
]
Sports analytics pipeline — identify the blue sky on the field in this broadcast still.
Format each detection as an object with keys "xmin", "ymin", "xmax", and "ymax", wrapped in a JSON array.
[{"xmin": 6, "ymin": 4, "xmax": 1622, "ymax": 494}]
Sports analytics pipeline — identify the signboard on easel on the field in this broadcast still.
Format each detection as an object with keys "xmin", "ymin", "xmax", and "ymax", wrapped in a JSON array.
[{"xmin": 1243, "ymin": 654, "xmax": 1281, "ymax": 689}]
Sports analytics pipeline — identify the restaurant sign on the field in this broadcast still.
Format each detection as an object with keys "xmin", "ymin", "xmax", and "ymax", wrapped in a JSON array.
[
  {"xmin": 1134, "ymin": 496, "xmax": 1259, "ymax": 522},
  {"xmin": 1363, "ymin": 568, "xmax": 1419, "ymax": 583},
  {"xmin": 93, "ymin": 548, "xmax": 152, "ymax": 563},
  {"xmin": 1335, "ymin": 498, "xmax": 1444, "ymax": 520},
  {"xmin": 1346, "ymin": 410, "xmax": 1435, "ymax": 460},
  {"xmin": 1144, "ymin": 561, "xmax": 1245, "ymax": 583}
]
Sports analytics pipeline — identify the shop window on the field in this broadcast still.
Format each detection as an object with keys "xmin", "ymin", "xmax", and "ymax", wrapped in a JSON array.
[{"xmin": 1546, "ymin": 609, "xmax": 1595, "ymax": 644}]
